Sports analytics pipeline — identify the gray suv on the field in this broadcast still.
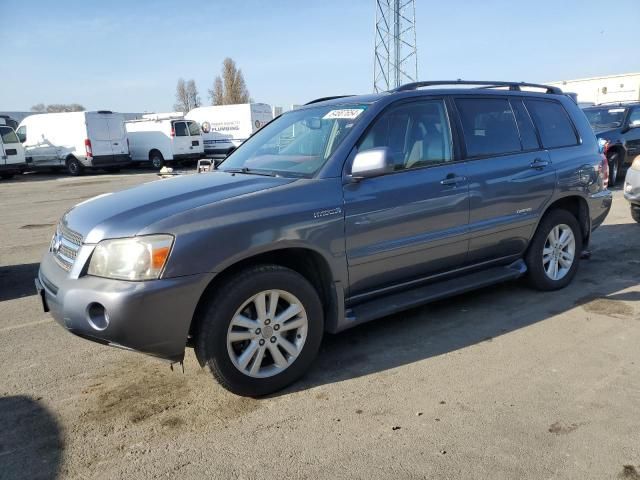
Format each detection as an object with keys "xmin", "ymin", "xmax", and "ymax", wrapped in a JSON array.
[{"xmin": 36, "ymin": 80, "xmax": 612, "ymax": 396}]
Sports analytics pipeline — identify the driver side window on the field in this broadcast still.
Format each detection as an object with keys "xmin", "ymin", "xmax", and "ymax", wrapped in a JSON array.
[{"xmin": 358, "ymin": 100, "xmax": 453, "ymax": 171}]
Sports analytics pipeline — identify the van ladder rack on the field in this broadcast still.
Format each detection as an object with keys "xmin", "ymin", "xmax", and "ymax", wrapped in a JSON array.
[{"xmin": 391, "ymin": 80, "xmax": 563, "ymax": 95}]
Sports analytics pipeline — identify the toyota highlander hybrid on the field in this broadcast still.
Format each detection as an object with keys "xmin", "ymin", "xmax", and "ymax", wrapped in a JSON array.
[{"xmin": 36, "ymin": 80, "xmax": 612, "ymax": 396}]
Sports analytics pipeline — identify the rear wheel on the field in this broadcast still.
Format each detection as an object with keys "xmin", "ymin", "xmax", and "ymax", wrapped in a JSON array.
[
  {"xmin": 66, "ymin": 157, "xmax": 83, "ymax": 176},
  {"xmin": 195, "ymin": 265, "xmax": 324, "ymax": 396},
  {"xmin": 608, "ymin": 152, "xmax": 621, "ymax": 186},
  {"xmin": 150, "ymin": 152, "xmax": 164, "ymax": 170},
  {"xmin": 525, "ymin": 209, "xmax": 582, "ymax": 291}
]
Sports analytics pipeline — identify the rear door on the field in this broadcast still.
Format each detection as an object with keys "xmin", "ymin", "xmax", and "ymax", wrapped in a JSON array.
[
  {"xmin": 454, "ymin": 96, "xmax": 556, "ymax": 264},
  {"xmin": 172, "ymin": 121, "xmax": 190, "ymax": 158},
  {"xmin": 343, "ymin": 98, "xmax": 470, "ymax": 296},
  {"xmin": 86, "ymin": 115, "xmax": 113, "ymax": 160},
  {"xmin": 106, "ymin": 115, "xmax": 128, "ymax": 157},
  {"xmin": 0, "ymin": 126, "xmax": 25, "ymax": 167}
]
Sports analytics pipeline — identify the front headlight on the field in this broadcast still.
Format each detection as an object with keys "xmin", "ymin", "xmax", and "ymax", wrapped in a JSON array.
[
  {"xmin": 631, "ymin": 156, "xmax": 640, "ymax": 171},
  {"xmin": 88, "ymin": 234, "xmax": 174, "ymax": 281}
]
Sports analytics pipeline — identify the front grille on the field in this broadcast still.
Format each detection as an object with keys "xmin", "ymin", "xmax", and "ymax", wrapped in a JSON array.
[{"xmin": 52, "ymin": 222, "xmax": 83, "ymax": 272}]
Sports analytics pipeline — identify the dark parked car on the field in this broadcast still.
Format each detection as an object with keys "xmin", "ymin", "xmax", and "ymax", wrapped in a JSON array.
[
  {"xmin": 36, "ymin": 80, "xmax": 612, "ymax": 396},
  {"xmin": 582, "ymin": 102, "xmax": 640, "ymax": 185}
]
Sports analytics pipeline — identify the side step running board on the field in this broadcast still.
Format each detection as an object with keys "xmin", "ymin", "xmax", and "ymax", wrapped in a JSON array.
[{"xmin": 344, "ymin": 260, "xmax": 527, "ymax": 328}]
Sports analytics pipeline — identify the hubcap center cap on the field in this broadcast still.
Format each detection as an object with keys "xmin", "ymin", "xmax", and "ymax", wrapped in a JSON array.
[{"xmin": 262, "ymin": 325, "xmax": 274, "ymax": 339}]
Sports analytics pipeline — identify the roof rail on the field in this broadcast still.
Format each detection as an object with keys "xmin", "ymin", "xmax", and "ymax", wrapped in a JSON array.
[
  {"xmin": 593, "ymin": 100, "xmax": 639, "ymax": 106},
  {"xmin": 304, "ymin": 95, "xmax": 355, "ymax": 105},
  {"xmin": 391, "ymin": 80, "xmax": 563, "ymax": 95}
]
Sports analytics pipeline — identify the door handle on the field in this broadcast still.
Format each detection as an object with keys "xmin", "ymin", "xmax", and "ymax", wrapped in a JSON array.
[
  {"xmin": 113, "ymin": 142, "xmax": 119, "ymax": 146},
  {"xmin": 440, "ymin": 174, "xmax": 467, "ymax": 186},
  {"xmin": 530, "ymin": 158, "xmax": 550, "ymax": 169}
]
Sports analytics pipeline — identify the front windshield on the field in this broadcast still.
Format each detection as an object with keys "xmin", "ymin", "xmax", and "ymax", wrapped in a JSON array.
[
  {"xmin": 583, "ymin": 107, "xmax": 627, "ymax": 129},
  {"xmin": 219, "ymin": 104, "xmax": 369, "ymax": 177}
]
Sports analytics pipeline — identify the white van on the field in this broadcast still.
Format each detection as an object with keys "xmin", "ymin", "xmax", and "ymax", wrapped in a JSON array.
[
  {"xmin": 125, "ymin": 113, "xmax": 204, "ymax": 169},
  {"xmin": 0, "ymin": 123, "xmax": 26, "ymax": 179},
  {"xmin": 185, "ymin": 103, "xmax": 273, "ymax": 158},
  {"xmin": 16, "ymin": 111, "xmax": 131, "ymax": 175}
]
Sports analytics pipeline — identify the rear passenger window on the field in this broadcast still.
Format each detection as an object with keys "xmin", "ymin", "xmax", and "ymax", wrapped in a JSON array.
[
  {"xmin": 524, "ymin": 100, "xmax": 578, "ymax": 148},
  {"xmin": 187, "ymin": 121, "xmax": 200, "ymax": 136},
  {"xmin": 174, "ymin": 122, "xmax": 188, "ymax": 137},
  {"xmin": 511, "ymin": 100, "xmax": 540, "ymax": 151},
  {"xmin": 359, "ymin": 100, "xmax": 453, "ymax": 171},
  {"xmin": 455, "ymin": 98, "xmax": 521, "ymax": 157}
]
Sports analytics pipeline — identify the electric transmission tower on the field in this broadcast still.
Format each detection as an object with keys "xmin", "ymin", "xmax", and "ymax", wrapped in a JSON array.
[{"xmin": 373, "ymin": 0, "xmax": 418, "ymax": 92}]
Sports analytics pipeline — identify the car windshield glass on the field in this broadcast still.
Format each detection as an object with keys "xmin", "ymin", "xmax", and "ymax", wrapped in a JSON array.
[
  {"xmin": 583, "ymin": 107, "xmax": 626, "ymax": 129},
  {"xmin": 218, "ymin": 104, "xmax": 369, "ymax": 177}
]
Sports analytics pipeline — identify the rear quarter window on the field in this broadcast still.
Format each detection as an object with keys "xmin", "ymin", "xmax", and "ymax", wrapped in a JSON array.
[{"xmin": 524, "ymin": 99, "xmax": 578, "ymax": 149}]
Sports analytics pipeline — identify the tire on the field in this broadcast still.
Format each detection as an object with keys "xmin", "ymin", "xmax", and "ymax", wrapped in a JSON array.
[
  {"xmin": 608, "ymin": 152, "xmax": 621, "ymax": 186},
  {"xmin": 632, "ymin": 206, "xmax": 640, "ymax": 223},
  {"xmin": 66, "ymin": 157, "xmax": 83, "ymax": 176},
  {"xmin": 195, "ymin": 265, "xmax": 324, "ymax": 396},
  {"xmin": 525, "ymin": 209, "xmax": 583, "ymax": 291},
  {"xmin": 0, "ymin": 173, "xmax": 14, "ymax": 180},
  {"xmin": 150, "ymin": 152, "xmax": 164, "ymax": 170}
]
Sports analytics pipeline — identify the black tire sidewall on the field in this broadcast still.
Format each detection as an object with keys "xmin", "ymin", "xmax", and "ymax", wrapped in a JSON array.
[
  {"xmin": 608, "ymin": 153, "xmax": 619, "ymax": 185},
  {"xmin": 525, "ymin": 210, "xmax": 583, "ymax": 291},
  {"xmin": 151, "ymin": 154, "xmax": 164, "ymax": 170},
  {"xmin": 196, "ymin": 266, "xmax": 324, "ymax": 396},
  {"xmin": 67, "ymin": 158, "xmax": 82, "ymax": 176}
]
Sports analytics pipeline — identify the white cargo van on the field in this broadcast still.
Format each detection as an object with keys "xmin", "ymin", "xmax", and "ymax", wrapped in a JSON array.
[
  {"xmin": 0, "ymin": 123, "xmax": 26, "ymax": 179},
  {"xmin": 125, "ymin": 113, "xmax": 204, "ymax": 169},
  {"xmin": 185, "ymin": 103, "xmax": 273, "ymax": 158},
  {"xmin": 16, "ymin": 111, "xmax": 131, "ymax": 175}
]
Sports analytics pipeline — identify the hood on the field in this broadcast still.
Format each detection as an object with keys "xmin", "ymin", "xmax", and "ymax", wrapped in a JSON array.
[
  {"xmin": 62, "ymin": 172, "xmax": 296, "ymax": 243},
  {"xmin": 593, "ymin": 126, "xmax": 619, "ymax": 136}
]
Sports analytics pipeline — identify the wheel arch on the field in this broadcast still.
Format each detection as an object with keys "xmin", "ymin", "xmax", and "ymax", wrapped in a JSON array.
[
  {"xmin": 148, "ymin": 148, "xmax": 164, "ymax": 160},
  {"xmin": 537, "ymin": 195, "xmax": 590, "ymax": 247},
  {"xmin": 188, "ymin": 246, "xmax": 343, "ymax": 343}
]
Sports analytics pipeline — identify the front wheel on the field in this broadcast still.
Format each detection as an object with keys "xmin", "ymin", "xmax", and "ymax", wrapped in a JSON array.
[
  {"xmin": 195, "ymin": 265, "xmax": 324, "ymax": 396},
  {"xmin": 525, "ymin": 209, "xmax": 582, "ymax": 291},
  {"xmin": 150, "ymin": 152, "xmax": 164, "ymax": 170},
  {"xmin": 608, "ymin": 153, "xmax": 621, "ymax": 186}
]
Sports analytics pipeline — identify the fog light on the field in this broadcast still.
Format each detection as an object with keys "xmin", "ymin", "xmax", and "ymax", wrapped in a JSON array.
[{"xmin": 87, "ymin": 303, "xmax": 109, "ymax": 331}]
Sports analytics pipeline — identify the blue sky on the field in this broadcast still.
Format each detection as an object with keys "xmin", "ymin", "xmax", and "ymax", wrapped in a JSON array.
[{"xmin": 1, "ymin": 0, "xmax": 639, "ymax": 112}]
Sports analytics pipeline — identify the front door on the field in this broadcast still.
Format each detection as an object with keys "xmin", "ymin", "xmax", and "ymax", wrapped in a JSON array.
[
  {"xmin": 172, "ymin": 121, "xmax": 191, "ymax": 158},
  {"xmin": 343, "ymin": 99, "xmax": 470, "ymax": 297}
]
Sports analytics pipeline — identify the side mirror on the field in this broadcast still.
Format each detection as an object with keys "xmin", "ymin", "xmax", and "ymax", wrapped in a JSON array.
[{"xmin": 350, "ymin": 147, "xmax": 394, "ymax": 180}]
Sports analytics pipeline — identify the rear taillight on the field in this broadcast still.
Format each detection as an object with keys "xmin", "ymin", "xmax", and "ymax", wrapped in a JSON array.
[
  {"xmin": 170, "ymin": 127, "xmax": 175, "ymax": 137},
  {"xmin": 84, "ymin": 139, "xmax": 92, "ymax": 158},
  {"xmin": 599, "ymin": 154, "xmax": 609, "ymax": 188}
]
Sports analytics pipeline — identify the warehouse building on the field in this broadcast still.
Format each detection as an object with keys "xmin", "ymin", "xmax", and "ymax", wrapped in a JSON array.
[{"xmin": 548, "ymin": 73, "xmax": 640, "ymax": 105}]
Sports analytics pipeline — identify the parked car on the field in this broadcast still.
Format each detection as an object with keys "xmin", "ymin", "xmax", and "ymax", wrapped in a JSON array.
[
  {"xmin": 16, "ymin": 111, "xmax": 131, "ymax": 175},
  {"xmin": 125, "ymin": 114, "xmax": 205, "ymax": 169},
  {"xmin": 186, "ymin": 103, "xmax": 273, "ymax": 158},
  {"xmin": 36, "ymin": 80, "xmax": 612, "ymax": 396},
  {"xmin": 623, "ymin": 155, "xmax": 640, "ymax": 222},
  {"xmin": 0, "ymin": 115, "xmax": 20, "ymax": 130},
  {"xmin": 0, "ymin": 124, "xmax": 27, "ymax": 179},
  {"xmin": 582, "ymin": 102, "xmax": 640, "ymax": 185}
]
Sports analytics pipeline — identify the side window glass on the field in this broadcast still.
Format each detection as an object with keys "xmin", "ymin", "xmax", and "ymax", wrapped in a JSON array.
[
  {"xmin": 174, "ymin": 122, "xmax": 188, "ymax": 137},
  {"xmin": 524, "ymin": 99, "xmax": 578, "ymax": 148},
  {"xmin": 0, "ymin": 126, "xmax": 20, "ymax": 144},
  {"xmin": 455, "ymin": 98, "xmax": 521, "ymax": 157},
  {"xmin": 511, "ymin": 100, "xmax": 540, "ymax": 150},
  {"xmin": 16, "ymin": 125, "xmax": 27, "ymax": 143},
  {"xmin": 628, "ymin": 108, "xmax": 640, "ymax": 127},
  {"xmin": 358, "ymin": 100, "xmax": 453, "ymax": 171},
  {"xmin": 187, "ymin": 121, "xmax": 200, "ymax": 136}
]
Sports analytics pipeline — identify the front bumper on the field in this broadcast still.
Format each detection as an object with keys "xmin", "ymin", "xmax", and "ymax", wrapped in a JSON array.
[
  {"xmin": 624, "ymin": 167, "xmax": 640, "ymax": 205},
  {"xmin": 587, "ymin": 189, "xmax": 613, "ymax": 231},
  {"xmin": 36, "ymin": 251, "xmax": 214, "ymax": 361}
]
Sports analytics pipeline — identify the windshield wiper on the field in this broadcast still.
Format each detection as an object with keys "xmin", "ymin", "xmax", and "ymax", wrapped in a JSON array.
[{"xmin": 222, "ymin": 167, "xmax": 278, "ymax": 177}]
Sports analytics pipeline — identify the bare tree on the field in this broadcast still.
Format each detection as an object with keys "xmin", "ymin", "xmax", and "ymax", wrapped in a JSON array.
[
  {"xmin": 174, "ymin": 78, "xmax": 200, "ymax": 112},
  {"xmin": 31, "ymin": 103, "xmax": 84, "ymax": 113},
  {"xmin": 186, "ymin": 79, "xmax": 201, "ymax": 110},
  {"xmin": 209, "ymin": 57, "xmax": 251, "ymax": 105}
]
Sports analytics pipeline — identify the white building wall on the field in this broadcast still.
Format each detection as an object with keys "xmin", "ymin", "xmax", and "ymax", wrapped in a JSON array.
[{"xmin": 547, "ymin": 73, "xmax": 640, "ymax": 105}]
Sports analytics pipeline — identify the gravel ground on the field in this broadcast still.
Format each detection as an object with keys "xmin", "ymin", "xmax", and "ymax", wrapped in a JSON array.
[{"xmin": 0, "ymin": 170, "xmax": 639, "ymax": 480}]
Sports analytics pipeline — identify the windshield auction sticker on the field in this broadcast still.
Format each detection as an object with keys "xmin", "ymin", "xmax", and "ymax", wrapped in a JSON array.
[{"xmin": 323, "ymin": 109, "xmax": 365, "ymax": 120}]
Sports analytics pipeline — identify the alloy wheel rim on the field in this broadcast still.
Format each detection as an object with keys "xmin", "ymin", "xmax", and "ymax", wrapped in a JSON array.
[
  {"xmin": 226, "ymin": 289, "xmax": 308, "ymax": 378},
  {"xmin": 542, "ymin": 224, "xmax": 575, "ymax": 281}
]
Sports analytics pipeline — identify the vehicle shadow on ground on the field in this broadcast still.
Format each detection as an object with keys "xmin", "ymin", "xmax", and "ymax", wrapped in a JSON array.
[
  {"xmin": 0, "ymin": 396, "xmax": 63, "ymax": 480},
  {"xmin": 0, "ymin": 263, "xmax": 39, "ymax": 302},
  {"xmin": 285, "ymin": 222, "xmax": 640, "ymax": 395}
]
